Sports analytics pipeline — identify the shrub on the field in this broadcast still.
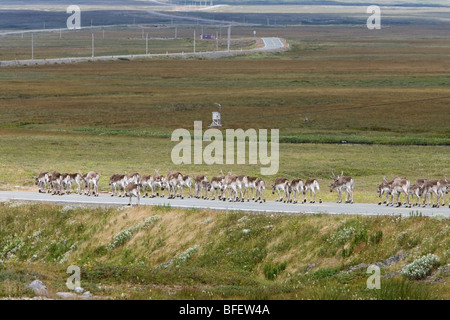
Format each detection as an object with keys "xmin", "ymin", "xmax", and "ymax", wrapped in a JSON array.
[
  {"xmin": 174, "ymin": 245, "xmax": 200, "ymax": 266},
  {"xmin": 312, "ymin": 267, "xmax": 337, "ymax": 280},
  {"xmin": 352, "ymin": 229, "xmax": 368, "ymax": 245},
  {"xmin": 401, "ymin": 254, "xmax": 440, "ymax": 280},
  {"xmin": 108, "ymin": 215, "xmax": 161, "ymax": 249},
  {"xmin": 341, "ymin": 245, "xmax": 353, "ymax": 259},
  {"xmin": 369, "ymin": 230, "xmax": 383, "ymax": 245},
  {"xmin": 263, "ymin": 262, "xmax": 287, "ymax": 280},
  {"xmin": 327, "ymin": 227, "xmax": 355, "ymax": 245},
  {"xmin": 108, "ymin": 230, "xmax": 133, "ymax": 250}
]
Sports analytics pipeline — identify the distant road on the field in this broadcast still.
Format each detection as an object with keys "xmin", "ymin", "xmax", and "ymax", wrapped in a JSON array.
[
  {"xmin": 0, "ymin": 37, "xmax": 287, "ymax": 67},
  {"xmin": 0, "ymin": 191, "xmax": 448, "ymax": 217},
  {"xmin": 262, "ymin": 37, "xmax": 284, "ymax": 50}
]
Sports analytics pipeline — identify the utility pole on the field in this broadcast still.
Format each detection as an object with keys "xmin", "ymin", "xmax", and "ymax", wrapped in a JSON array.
[
  {"xmin": 227, "ymin": 25, "xmax": 231, "ymax": 52},
  {"xmin": 31, "ymin": 33, "xmax": 34, "ymax": 60},
  {"xmin": 91, "ymin": 33, "xmax": 94, "ymax": 58},
  {"xmin": 146, "ymin": 33, "xmax": 149, "ymax": 55},
  {"xmin": 216, "ymin": 31, "xmax": 218, "ymax": 51},
  {"xmin": 193, "ymin": 29, "xmax": 196, "ymax": 53}
]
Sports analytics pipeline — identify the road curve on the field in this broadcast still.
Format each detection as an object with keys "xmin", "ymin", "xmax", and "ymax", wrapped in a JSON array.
[
  {"xmin": 0, "ymin": 37, "xmax": 286, "ymax": 67},
  {"xmin": 262, "ymin": 37, "xmax": 284, "ymax": 50},
  {"xmin": 0, "ymin": 191, "xmax": 448, "ymax": 217}
]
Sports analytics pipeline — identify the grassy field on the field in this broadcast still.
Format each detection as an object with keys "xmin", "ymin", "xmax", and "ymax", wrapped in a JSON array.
[
  {"xmin": 1, "ymin": 43, "xmax": 449, "ymax": 145},
  {"xmin": 0, "ymin": 129, "xmax": 448, "ymax": 203},
  {"xmin": 0, "ymin": 16, "xmax": 449, "ymax": 301},
  {"xmin": 0, "ymin": 202, "xmax": 448, "ymax": 299},
  {"xmin": 0, "ymin": 24, "xmax": 449, "ymax": 199}
]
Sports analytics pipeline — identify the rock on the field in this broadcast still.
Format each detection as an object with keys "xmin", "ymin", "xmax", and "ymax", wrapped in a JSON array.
[
  {"xmin": 82, "ymin": 291, "xmax": 93, "ymax": 299},
  {"xmin": 383, "ymin": 252, "xmax": 409, "ymax": 266},
  {"xmin": 242, "ymin": 229, "xmax": 251, "ymax": 234},
  {"xmin": 384, "ymin": 271, "xmax": 400, "ymax": 279},
  {"xmin": 74, "ymin": 287, "xmax": 84, "ymax": 294},
  {"xmin": 56, "ymin": 292, "xmax": 77, "ymax": 299},
  {"xmin": 26, "ymin": 280, "xmax": 48, "ymax": 297},
  {"xmin": 161, "ymin": 259, "xmax": 174, "ymax": 269},
  {"xmin": 340, "ymin": 263, "xmax": 368, "ymax": 274}
]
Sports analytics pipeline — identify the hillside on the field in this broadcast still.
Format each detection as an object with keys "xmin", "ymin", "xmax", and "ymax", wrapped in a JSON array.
[{"xmin": 1, "ymin": 201, "xmax": 448, "ymax": 299}]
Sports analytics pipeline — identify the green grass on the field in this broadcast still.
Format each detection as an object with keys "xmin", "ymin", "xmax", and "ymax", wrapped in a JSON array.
[
  {"xmin": 1, "ymin": 43, "xmax": 449, "ymax": 146},
  {"xmin": 0, "ymin": 203, "xmax": 448, "ymax": 299},
  {"xmin": 0, "ymin": 25, "xmax": 449, "ymax": 199},
  {"xmin": 0, "ymin": 130, "xmax": 448, "ymax": 203}
]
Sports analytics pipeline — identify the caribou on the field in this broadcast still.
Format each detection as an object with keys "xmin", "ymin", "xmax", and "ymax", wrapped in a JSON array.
[
  {"xmin": 140, "ymin": 175, "xmax": 152, "ymax": 198},
  {"xmin": 221, "ymin": 172, "xmax": 246, "ymax": 202},
  {"xmin": 272, "ymin": 177, "xmax": 290, "ymax": 203},
  {"xmin": 209, "ymin": 175, "xmax": 224, "ymax": 200},
  {"xmin": 245, "ymin": 176, "xmax": 259, "ymax": 202},
  {"xmin": 303, "ymin": 178, "xmax": 322, "ymax": 204},
  {"xmin": 125, "ymin": 173, "xmax": 141, "ymax": 186},
  {"xmin": 255, "ymin": 178, "xmax": 266, "ymax": 203},
  {"xmin": 127, "ymin": 183, "xmax": 141, "ymax": 206},
  {"xmin": 166, "ymin": 171, "xmax": 183, "ymax": 199},
  {"xmin": 235, "ymin": 175, "xmax": 248, "ymax": 202},
  {"xmin": 377, "ymin": 177, "xmax": 392, "ymax": 205},
  {"xmin": 179, "ymin": 175, "xmax": 193, "ymax": 199},
  {"xmin": 151, "ymin": 169, "xmax": 165, "ymax": 197},
  {"xmin": 62, "ymin": 173, "xmax": 83, "ymax": 195},
  {"xmin": 288, "ymin": 179, "xmax": 305, "ymax": 204},
  {"xmin": 109, "ymin": 174, "xmax": 126, "ymax": 197},
  {"xmin": 389, "ymin": 177, "xmax": 411, "ymax": 207},
  {"xmin": 140, "ymin": 172, "xmax": 165, "ymax": 198},
  {"xmin": 330, "ymin": 171, "xmax": 354, "ymax": 204},
  {"xmin": 221, "ymin": 172, "xmax": 238, "ymax": 202},
  {"xmin": 422, "ymin": 180, "xmax": 441, "ymax": 208},
  {"xmin": 194, "ymin": 175, "xmax": 208, "ymax": 199},
  {"xmin": 49, "ymin": 171, "xmax": 64, "ymax": 195},
  {"xmin": 35, "ymin": 172, "xmax": 50, "ymax": 193},
  {"xmin": 414, "ymin": 179, "xmax": 427, "ymax": 206},
  {"xmin": 83, "ymin": 171, "xmax": 100, "ymax": 196},
  {"xmin": 408, "ymin": 184, "xmax": 423, "ymax": 207},
  {"xmin": 438, "ymin": 177, "xmax": 448, "ymax": 207}
]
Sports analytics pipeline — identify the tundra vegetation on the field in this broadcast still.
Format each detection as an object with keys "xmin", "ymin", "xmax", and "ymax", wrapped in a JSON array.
[
  {"xmin": 0, "ymin": 202, "xmax": 448, "ymax": 299},
  {"xmin": 0, "ymin": 6, "xmax": 449, "ymax": 299}
]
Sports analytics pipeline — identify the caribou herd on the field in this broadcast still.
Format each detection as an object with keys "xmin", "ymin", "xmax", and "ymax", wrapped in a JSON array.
[
  {"xmin": 34, "ymin": 170, "xmax": 449, "ymax": 208},
  {"xmin": 377, "ymin": 176, "xmax": 449, "ymax": 208}
]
